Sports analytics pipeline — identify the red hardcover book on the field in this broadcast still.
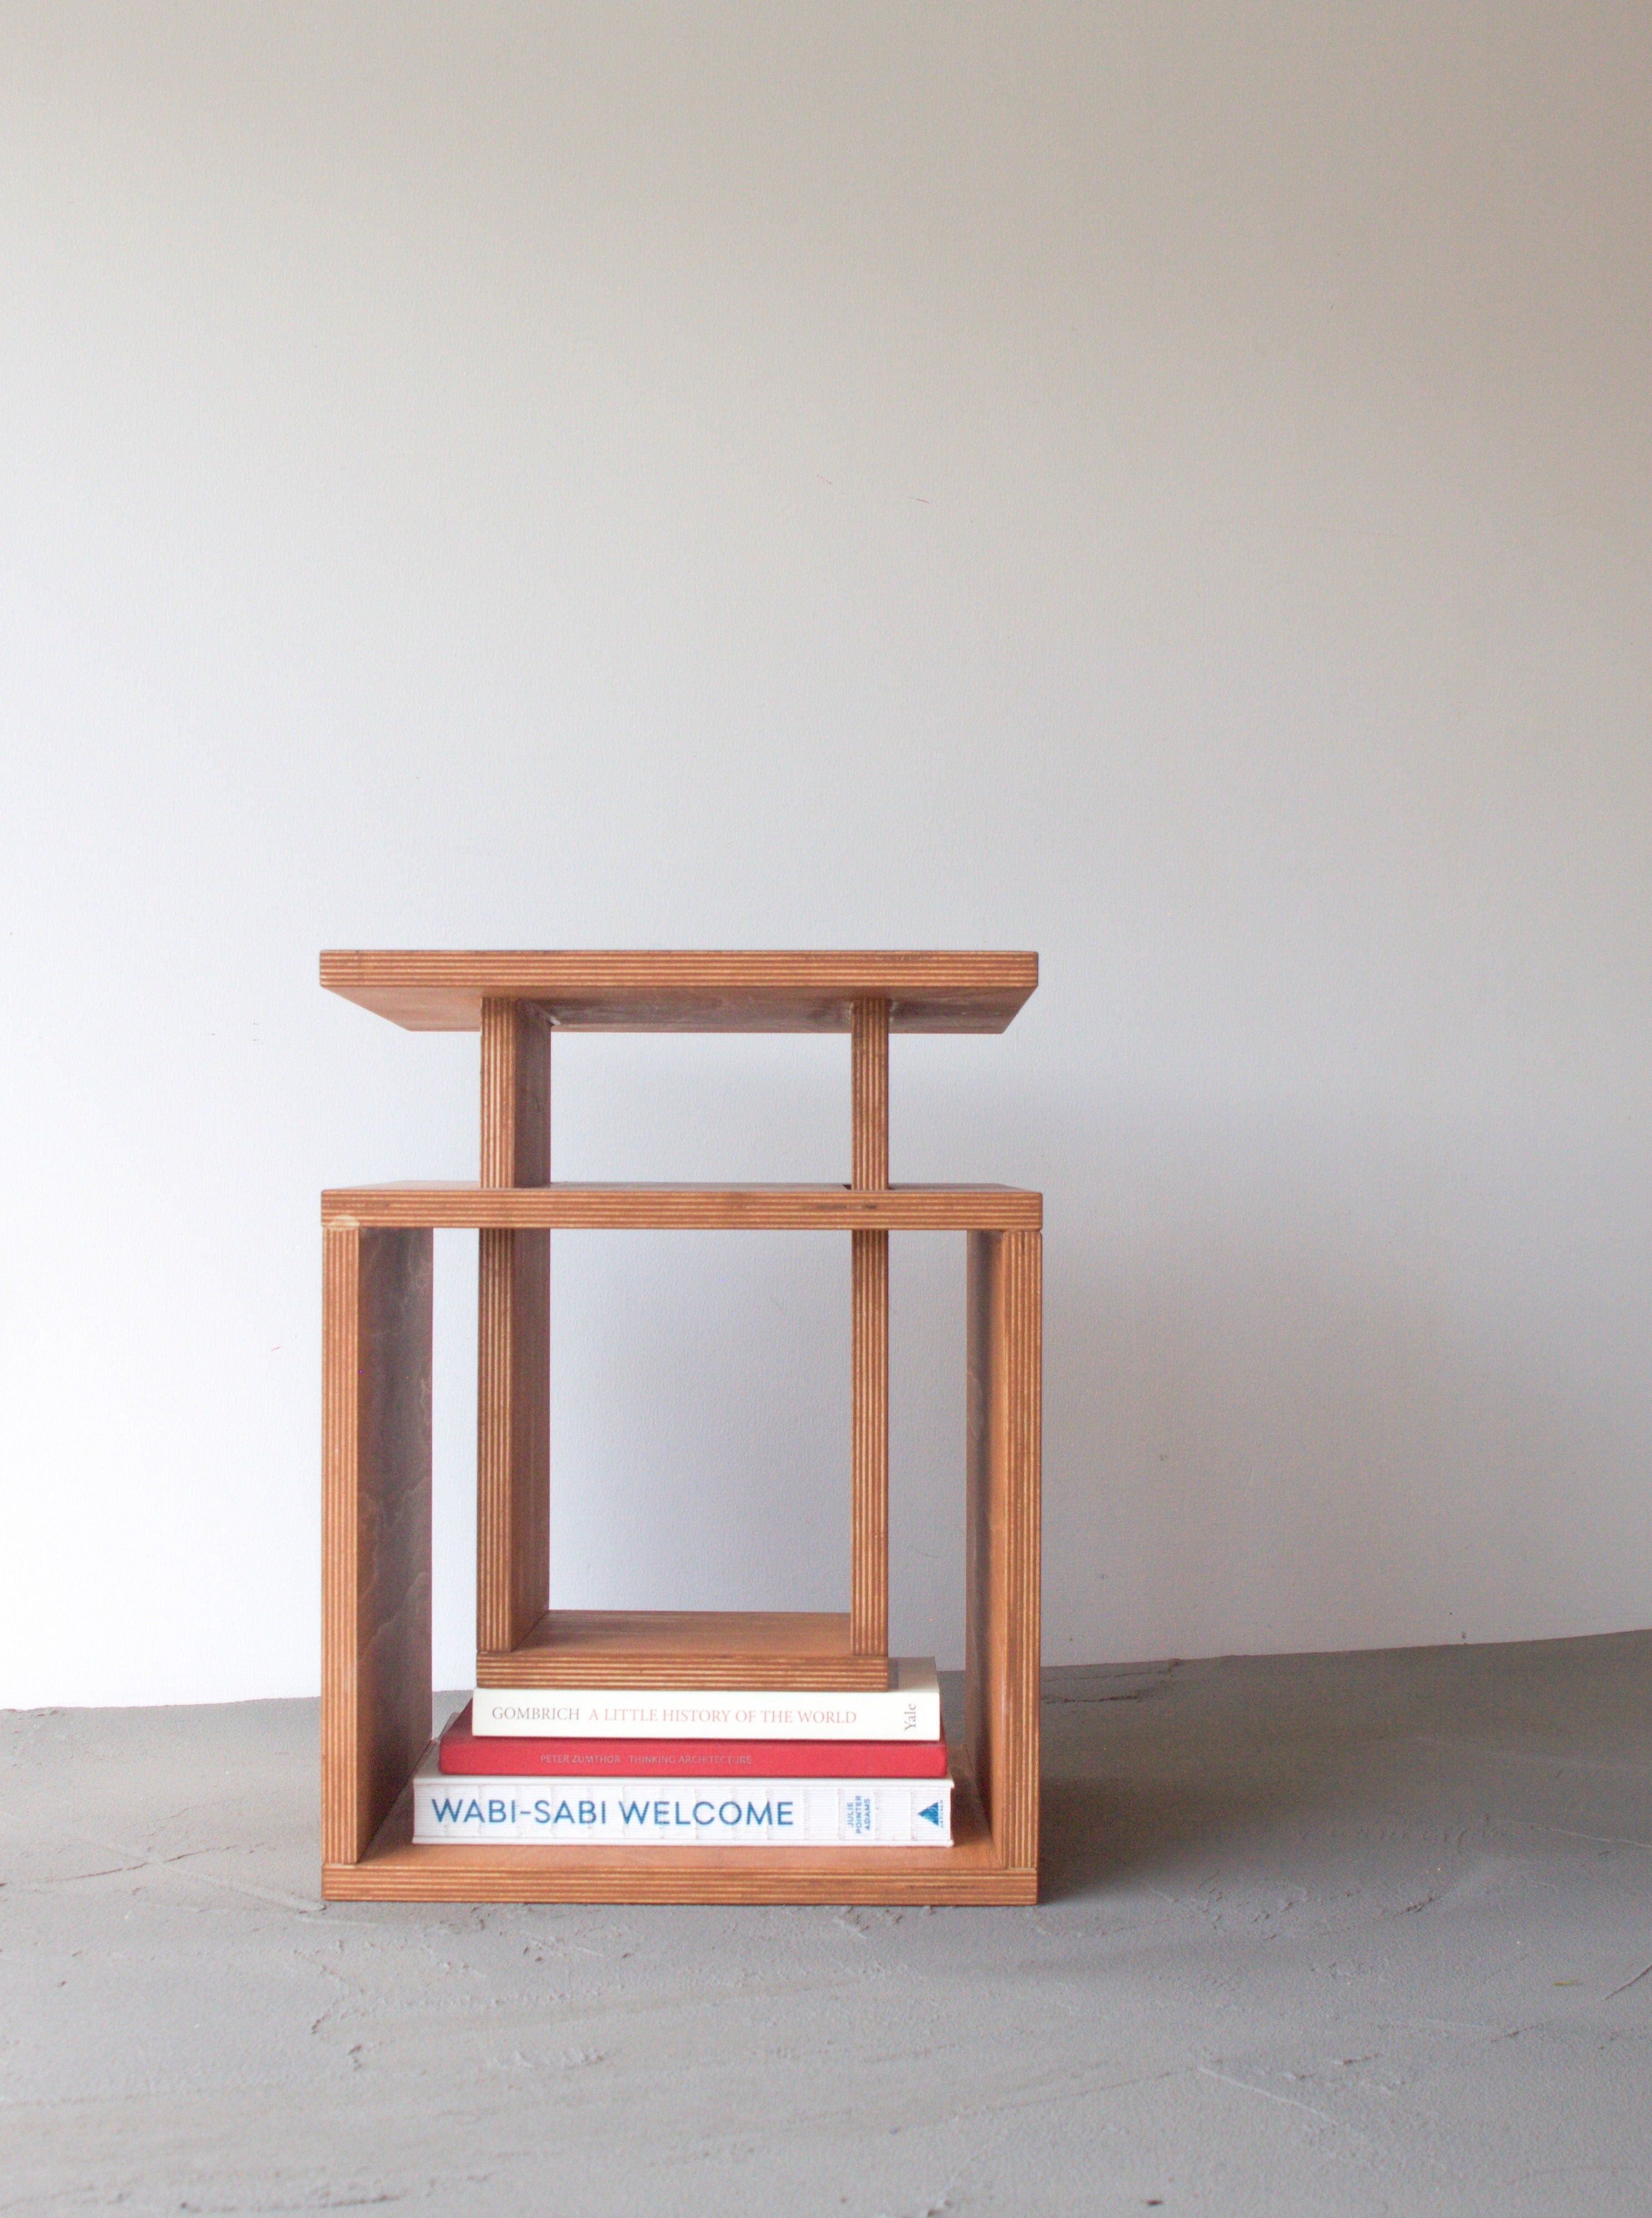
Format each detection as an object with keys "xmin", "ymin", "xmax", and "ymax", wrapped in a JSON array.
[{"xmin": 438, "ymin": 1702, "xmax": 949, "ymax": 1779}]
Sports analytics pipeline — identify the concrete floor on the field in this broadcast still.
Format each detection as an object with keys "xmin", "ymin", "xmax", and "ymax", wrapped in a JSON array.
[{"xmin": 3, "ymin": 1634, "xmax": 1650, "ymax": 2216}]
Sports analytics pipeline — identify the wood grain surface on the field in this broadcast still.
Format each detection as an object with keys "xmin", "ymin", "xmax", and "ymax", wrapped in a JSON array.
[
  {"xmin": 476, "ymin": 1000, "xmax": 551, "ymax": 1658},
  {"xmin": 850, "ymin": 996, "xmax": 890, "ymax": 1189},
  {"xmin": 477, "ymin": 1608, "xmax": 891, "ymax": 1690},
  {"xmin": 320, "ymin": 949, "xmax": 1037, "ymax": 1034},
  {"xmin": 965, "ymin": 1228, "xmax": 1043, "ymax": 1880},
  {"xmin": 479, "ymin": 997, "xmax": 550, "ymax": 1186},
  {"xmin": 323, "ymin": 1183, "xmax": 1041, "ymax": 1231},
  {"xmin": 850, "ymin": 992, "xmax": 891, "ymax": 1668},
  {"xmin": 321, "ymin": 1226, "xmax": 434, "ymax": 1867},
  {"xmin": 850, "ymin": 1227, "xmax": 889, "ymax": 1667}
]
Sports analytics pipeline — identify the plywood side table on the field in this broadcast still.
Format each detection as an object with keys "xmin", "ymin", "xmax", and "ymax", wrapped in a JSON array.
[{"xmin": 319, "ymin": 950, "xmax": 1042, "ymax": 1904}]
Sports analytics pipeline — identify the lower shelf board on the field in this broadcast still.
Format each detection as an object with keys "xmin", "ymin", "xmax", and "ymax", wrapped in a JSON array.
[
  {"xmin": 322, "ymin": 1771, "xmax": 1037, "ymax": 1905},
  {"xmin": 476, "ymin": 1608, "xmax": 891, "ymax": 1692}
]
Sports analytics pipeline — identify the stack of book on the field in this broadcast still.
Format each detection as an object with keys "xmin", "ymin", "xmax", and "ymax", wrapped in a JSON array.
[{"xmin": 414, "ymin": 1658, "xmax": 952, "ymax": 1847}]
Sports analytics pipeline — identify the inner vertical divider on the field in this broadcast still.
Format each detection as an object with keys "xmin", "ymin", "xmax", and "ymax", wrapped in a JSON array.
[
  {"xmin": 476, "ymin": 998, "xmax": 552, "ymax": 1659},
  {"xmin": 851, "ymin": 996, "xmax": 891, "ymax": 1665}
]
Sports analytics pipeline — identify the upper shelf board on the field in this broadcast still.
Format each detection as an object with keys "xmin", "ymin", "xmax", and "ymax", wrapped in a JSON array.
[{"xmin": 320, "ymin": 950, "xmax": 1038, "ymax": 1034}]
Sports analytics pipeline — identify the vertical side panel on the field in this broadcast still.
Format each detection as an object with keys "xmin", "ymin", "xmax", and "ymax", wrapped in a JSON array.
[
  {"xmin": 321, "ymin": 1225, "xmax": 361, "ymax": 1867},
  {"xmin": 964, "ymin": 1230, "xmax": 1001, "ymax": 1838},
  {"xmin": 997, "ymin": 1228, "xmax": 1042, "ymax": 1872},
  {"xmin": 322, "ymin": 1224, "xmax": 433, "ymax": 1868},
  {"xmin": 965, "ymin": 1228, "xmax": 1042, "ymax": 1877},
  {"xmin": 477, "ymin": 999, "xmax": 551, "ymax": 1655},
  {"xmin": 850, "ymin": 997, "xmax": 890, "ymax": 1666}
]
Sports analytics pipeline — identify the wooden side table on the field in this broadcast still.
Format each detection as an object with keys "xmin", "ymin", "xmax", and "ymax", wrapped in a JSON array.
[{"xmin": 318, "ymin": 951, "xmax": 1042, "ymax": 1903}]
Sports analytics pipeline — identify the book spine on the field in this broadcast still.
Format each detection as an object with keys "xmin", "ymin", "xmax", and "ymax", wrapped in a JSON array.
[
  {"xmin": 440, "ymin": 1734, "xmax": 949, "ymax": 1779},
  {"xmin": 470, "ymin": 1673, "xmax": 939, "ymax": 1743},
  {"xmin": 413, "ymin": 1773, "xmax": 953, "ymax": 1846}
]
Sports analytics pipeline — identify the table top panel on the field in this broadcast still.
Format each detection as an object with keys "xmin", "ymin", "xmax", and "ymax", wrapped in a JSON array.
[{"xmin": 320, "ymin": 950, "xmax": 1037, "ymax": 1033}]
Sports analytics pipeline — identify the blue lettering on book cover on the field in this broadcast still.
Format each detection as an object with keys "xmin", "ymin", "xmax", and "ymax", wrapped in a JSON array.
[
  {"xmin": 432, "ymin": 1795, "xmax": 612, "ymax": 1829},
  {"xmin": 428, "ymin": 1792, "xmax": 803, "ymax": 1835},
  {"xmin": 611, "ymin": 1797, "xmax": 795, "ymax": 1831}
]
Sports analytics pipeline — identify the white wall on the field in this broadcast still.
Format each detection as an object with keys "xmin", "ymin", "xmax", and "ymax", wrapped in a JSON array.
[{"xmin": 2, "ymin": 3, "xmax": 1649, "ymax": 1706}]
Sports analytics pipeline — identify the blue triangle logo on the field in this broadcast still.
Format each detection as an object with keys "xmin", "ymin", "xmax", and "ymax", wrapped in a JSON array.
[{"xmin": 919, "ymin": 1801, "xmax": 941, "ymax": 1826}]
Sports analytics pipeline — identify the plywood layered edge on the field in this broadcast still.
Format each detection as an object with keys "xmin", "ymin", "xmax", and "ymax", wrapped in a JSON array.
[
  {"xmin": 321, "ymin": 1770, "xmax": 1036, "ymax": 1906},
  {"xmin": 320, "ymin": 949, "xmax": 1037, "ymax": 1034},
  {"xmin": 322, "ymin": 1183, "xmax": 1042, "ymax": 1232},
  {"xmin": 965, "ymin": 1228, "xmax": 1042, "ymax": 1882}
]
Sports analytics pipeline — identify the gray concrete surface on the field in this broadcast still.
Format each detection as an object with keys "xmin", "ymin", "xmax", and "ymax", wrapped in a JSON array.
[{"xmin": 3, "ymin": 1634, "xmax": 1650, "ymax": 2216}]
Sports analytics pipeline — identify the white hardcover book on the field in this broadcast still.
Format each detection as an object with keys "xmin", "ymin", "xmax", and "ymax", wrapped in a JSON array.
[
  {"xmin": 469, "ymin": 1656, "xmax": 941, "ymax": 1742},
  {"xmin": 412, "ymin": 1749, "xmax": 953, "ymax": 1846}
]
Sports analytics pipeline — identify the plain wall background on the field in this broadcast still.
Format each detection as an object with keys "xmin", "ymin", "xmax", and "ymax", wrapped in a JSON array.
[{"xmin": 2, "ymin": 2, "xmax": 1648, "ymax": 1706}]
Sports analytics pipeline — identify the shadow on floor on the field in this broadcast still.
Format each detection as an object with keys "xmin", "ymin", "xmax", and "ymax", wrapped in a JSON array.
[{"xmin": 1038, "ymin": 1771, "xmax": 1321, "ymax": 1900}]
